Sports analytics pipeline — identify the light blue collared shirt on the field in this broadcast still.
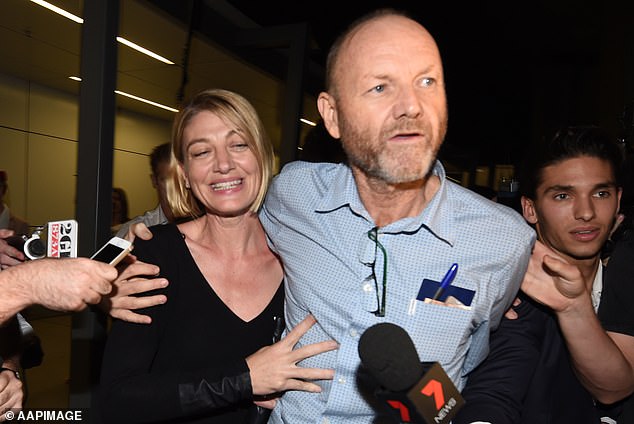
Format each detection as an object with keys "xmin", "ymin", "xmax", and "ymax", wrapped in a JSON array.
[{"xmin": 260, "ymin": 161, "xmax": 535, "ymax": 424}]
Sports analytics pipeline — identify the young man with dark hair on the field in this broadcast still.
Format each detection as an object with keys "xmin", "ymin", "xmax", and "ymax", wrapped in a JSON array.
[{"xmin": 456, "ymin": 126, "xmax": 633, "ymax": 423}]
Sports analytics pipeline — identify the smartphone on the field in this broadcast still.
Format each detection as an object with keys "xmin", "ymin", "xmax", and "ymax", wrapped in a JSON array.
[{"xmin": 90, "ymin": 236, "xmax": 132, "ymax": 266}]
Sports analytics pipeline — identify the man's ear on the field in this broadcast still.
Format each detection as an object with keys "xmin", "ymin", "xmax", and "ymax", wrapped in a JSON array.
[
  {"xmin": 317, "ymin": 92, "xmax": 341, "ymax": 140},
  {"xmin": 150, "ymin": 173, "xmax": 158, "ymax": 189},
  {"xmin": 521, "ymin": 196, "xmax": 538, "ymax": 225}
]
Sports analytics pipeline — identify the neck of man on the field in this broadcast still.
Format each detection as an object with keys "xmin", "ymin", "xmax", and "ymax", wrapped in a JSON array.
[
  {"xmin": 570, "ymin": 254, "xmax": 602, "ymax": 291},
  {"xmin": 352, "ymin": 167, "xmax": 441, "ymax": 227},
  {"xmin": 543, "ymin": 241, "xmax": 601, "ymax": 291}
]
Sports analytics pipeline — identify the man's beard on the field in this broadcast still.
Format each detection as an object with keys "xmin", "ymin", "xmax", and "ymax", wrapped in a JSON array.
[{"xmin": 339, "ymin": 116, "xmax": 446, "ymax": 184}]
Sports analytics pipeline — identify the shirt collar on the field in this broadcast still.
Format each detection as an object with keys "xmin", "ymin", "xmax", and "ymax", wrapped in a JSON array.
[
  {"xmin": 591, "ymin": 262, "xmax": 603, "ymax": 312},
  {"xmin": 315, "ymin": 161, "xmax": 456, "ymax": 246}
]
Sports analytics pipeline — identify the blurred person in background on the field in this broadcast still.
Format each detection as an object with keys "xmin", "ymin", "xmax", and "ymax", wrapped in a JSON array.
[
  {"xmin": 111, "ymin": 187, "xmax": 130, "ymax": 235},
  {"xmin": 116, "ymin": 143, "xmax": 175, "ymax": 238},
  {"xmin": 0, "ymin": 171, "xmax": 28, "ymax": 237}
]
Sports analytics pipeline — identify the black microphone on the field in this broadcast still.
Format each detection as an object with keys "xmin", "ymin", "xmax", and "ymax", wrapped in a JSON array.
[{"xmin": 358, "ymin": 323, "xmax": 464, "ymax": 424}]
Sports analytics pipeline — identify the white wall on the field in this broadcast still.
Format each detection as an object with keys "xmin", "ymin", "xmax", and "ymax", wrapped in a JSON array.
[{"xmin": 0, "ymin": 72, "xmax": 172, "ymax": 229}]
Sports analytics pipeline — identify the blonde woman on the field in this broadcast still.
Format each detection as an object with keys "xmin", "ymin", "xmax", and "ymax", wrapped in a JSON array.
[{"xmin": 100, "ymin": 89, "xmax": 336, "ymax": 423}]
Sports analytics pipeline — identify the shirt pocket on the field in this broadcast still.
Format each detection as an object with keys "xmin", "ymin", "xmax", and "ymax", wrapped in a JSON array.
[{"xmin": 403, "ymin": 300, "xmax": 475, "ymax": 365}]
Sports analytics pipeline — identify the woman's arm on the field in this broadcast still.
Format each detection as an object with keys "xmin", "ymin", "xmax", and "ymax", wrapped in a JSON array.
[
  {"xmin": 100, "ymin": 305, "xmax": 254, "ymax": 422},
  {"xmin": 100, "ymin": 309, "xmax": 337, "ymax": 422}
]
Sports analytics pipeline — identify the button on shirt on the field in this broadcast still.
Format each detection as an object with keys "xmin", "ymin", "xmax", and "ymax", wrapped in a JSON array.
[{"xmin": 260, "ymin": 161, "xmax": 535, "ymax": 424}]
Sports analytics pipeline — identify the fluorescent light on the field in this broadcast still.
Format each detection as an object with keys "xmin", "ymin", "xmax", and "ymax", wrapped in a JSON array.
[
  {"xmin": 31, "ymin": 1, "xmax": 175, "ymax": 65},
  {"xmin": 116, "ymin": 37, "xmax": 175, "ymax": 65},
  {"xmin": 300, "ymin": 118, "xmax": 317, "ymax": 126},
  {"xmin": 115, "ymin": 90, "xmax": 178, "ymax": 113},
  {"xmin": 30, "ymin": 0, "xmax": 83, "ymax": 23},
  {"xmin": 69, "ymin": 78, "xmax": 178, "ymax": 113}
]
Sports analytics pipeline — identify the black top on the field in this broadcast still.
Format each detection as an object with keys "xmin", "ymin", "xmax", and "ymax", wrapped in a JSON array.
[
  {"xmin": 455, "ymin": 291, "xmax": 618, "ymax": 424},
  {"xmin": 99, "ymin": 224, "xmax": 284, "ymax": 423},
  {"xmin": 599, "ymin": 233, "xmax": 634, "ymax": 337},
  {"xmin": 599, "ymin": 231, "xmax": 634, "ymax": 422}
]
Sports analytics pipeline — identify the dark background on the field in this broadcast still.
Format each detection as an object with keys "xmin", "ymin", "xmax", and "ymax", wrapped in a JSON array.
[{"xmin": 226, "ymin": 0, "xmax": 634, "ymax": 167}]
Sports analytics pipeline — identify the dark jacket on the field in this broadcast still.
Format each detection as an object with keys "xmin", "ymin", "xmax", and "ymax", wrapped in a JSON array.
[{"xmin": 454, "ymin": 292, "xmax": 617, "ymax": 424}]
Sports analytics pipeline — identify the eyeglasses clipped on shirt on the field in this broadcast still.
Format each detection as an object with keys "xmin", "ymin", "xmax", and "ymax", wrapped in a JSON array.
[{"xmin": 363, "ymin": 227, "xmax": 388, "ymax": 317}]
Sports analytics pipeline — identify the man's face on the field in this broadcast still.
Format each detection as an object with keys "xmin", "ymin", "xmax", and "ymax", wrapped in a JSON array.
[
  {"xmin": 318, "ymin": 15, "xmax": 448, "ymax": 184},
  {"xmin": 522, "ymin": 156, "xmax": 621, "ymax": 263}
]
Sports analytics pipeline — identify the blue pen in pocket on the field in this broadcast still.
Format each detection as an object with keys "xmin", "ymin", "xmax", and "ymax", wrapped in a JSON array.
[
  {"xmin": 416, "ymin": 263, "xmax": 475, "ymax": 306},
  {"xmin": 432, "ymin": 263, "xmax": 458, "ymax": 301}
]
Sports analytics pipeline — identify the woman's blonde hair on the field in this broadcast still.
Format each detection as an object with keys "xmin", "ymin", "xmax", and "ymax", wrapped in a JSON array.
[{"xmin": 166, "ymin": 88, "xmax": 275, "ymax": 218}]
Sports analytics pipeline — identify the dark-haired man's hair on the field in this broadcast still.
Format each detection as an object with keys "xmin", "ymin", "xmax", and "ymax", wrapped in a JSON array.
[{"xmin": 519, "ymin": 126, "xmax": 624, "ymax": 200}]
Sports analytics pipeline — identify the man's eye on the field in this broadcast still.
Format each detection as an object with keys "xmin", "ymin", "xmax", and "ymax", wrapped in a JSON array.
[
  {"xmin": 422, "ymin": 77, "xmax": 435, "ymax": 87},
  {"xmin": 554, "ymin": 193, "xmax": 569, "ymax": 200},
  {"xmin": 371, "ymin": 85, "xmax": 385, "ymax": 93},
  {"xmin": 595, "ymin": 191, "xmax": 611, "ymax": 198}
]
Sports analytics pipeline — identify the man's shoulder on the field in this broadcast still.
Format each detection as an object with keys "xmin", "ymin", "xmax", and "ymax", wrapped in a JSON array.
[
  {"xmin": 268, "ymin": 161, "xmax": 346, "ymax": 201},
  {"xmin": 447, "ymin": 182, "xmax": 532, "ymax": 235},
  {"xmin": 274, "ymin": 160, "xmax": 344, "ymax": 183},
  {"xmin": 116, "ymin": 206, "xmax": 167, "ymax": 238},
  {"xmin": 138, "ymin": 206, "xmax": 167, "ymax": 226}
]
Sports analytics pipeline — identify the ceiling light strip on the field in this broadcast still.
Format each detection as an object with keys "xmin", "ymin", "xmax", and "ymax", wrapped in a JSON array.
[
  {"xmin": 70, "ymin": 77, "xmax": 178, "ymax": 112},
  {"xmin": 30, "ymin": 1, "xmax": 174, "ymax": 65},
  {"xmin": 115, "ymin": 90, "xmax": 179, "ymax": 113},
  {"xmin": 300, "ymin": 118, "xmax": 317, "ymax": 126},
  {"xmin": 29, "ymin": 0, "xmax": 83, "ymax": 23},
  {"xmin": 116, "ymin": 37, "xmax": 175, "ymax": 65}
]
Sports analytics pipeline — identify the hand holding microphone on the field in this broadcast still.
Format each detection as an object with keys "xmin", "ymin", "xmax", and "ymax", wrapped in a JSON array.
[
  {"xmin": 0, "ymin": 230, "xmax": 26, "ymax": 270},
  {"xmin": 358, "ymin": 323, "xmax": 464, "ymax": 424}
]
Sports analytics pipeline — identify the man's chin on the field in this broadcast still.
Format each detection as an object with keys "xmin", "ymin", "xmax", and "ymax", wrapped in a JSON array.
[
  {"xmin": 375, "ymin": 157, "xmax": 436, "ymax": 184},
  {"xmin": 566, "ymin": 247, "xmax": 604, "ymax": 262}
]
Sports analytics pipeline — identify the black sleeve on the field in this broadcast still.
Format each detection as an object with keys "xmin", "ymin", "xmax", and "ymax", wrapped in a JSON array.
[
  {"xmin": 453, "ymin": 294, "xmax": 547, "ymax": 424},
  {"xmin": 599, "ymin": 236, "xmax": 634, "ymax": 337},
  {"xmin": 99, "ymin": 227, "xmax": 253, "ymax": 423}
]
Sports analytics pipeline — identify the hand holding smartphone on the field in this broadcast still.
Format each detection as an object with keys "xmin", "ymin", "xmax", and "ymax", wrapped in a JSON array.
[{"xmin": 90, "ymin": 236, "xmax": 132, "ymax": 266}]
